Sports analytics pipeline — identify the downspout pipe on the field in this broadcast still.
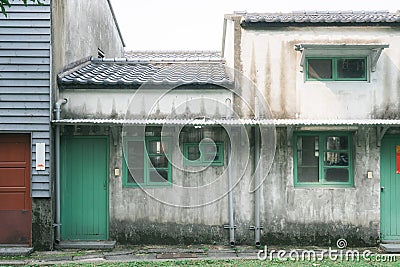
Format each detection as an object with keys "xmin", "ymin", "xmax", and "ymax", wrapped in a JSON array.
[
  {"xmin": 54, "ymin": 98, "xmax": 67, "ymax": 242},
  {"xmin": 254, "ymin": 125, "xmax": 261, "ymax": 246},
  {"xmin": 224, "ymin": 98, "xmax": 235, "ymax": 246},
  {"xmin": 227, "ymin": 137, "xmax": 235, "ymax": 246}
]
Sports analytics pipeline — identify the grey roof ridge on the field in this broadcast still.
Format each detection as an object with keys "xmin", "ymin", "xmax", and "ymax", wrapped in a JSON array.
[
  {"xmin": 243, "ymin": 10, "xmax": 392, "ymax": 15},
  {"xmin": 57, "ymin": 56, "xmax": 93, "ymax": 79},
  {"xmin": 91, "ymin": 57, "xmax": 226, "ymax": 64},
  {"xmin": 124, "ymin": 49, "xmax": 221, "ymax": 54}
]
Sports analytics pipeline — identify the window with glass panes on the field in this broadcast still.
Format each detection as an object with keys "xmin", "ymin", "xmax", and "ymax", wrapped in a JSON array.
[
  {"xmin": 294, "ymin": 132, "xmax": 353, "ymax": 187},
  {"xmin": 183, "ymin": 141, "xmax": 224, "ymax": 166},
  {"xmin": 123, "ymin": 136, "xmax": 171, "ymax": 187},
  {"xmin": 306, "ymin": 57, "xmax": 367, "ymax": 81}
]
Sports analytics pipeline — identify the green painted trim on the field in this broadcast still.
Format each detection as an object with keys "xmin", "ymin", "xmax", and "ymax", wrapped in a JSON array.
[
  {"xmin": 306, "ymin": 57, "xmax": 367, "ymax": 81},
  {"xmin": 183, "ymin": 142, "xmax": 224, "ymax": 166},
  {"xmin": 60, "ymin": 135, "xmax": 110, "ymax": 240},
  {"xmin": 123, "ymin": 136, "xmax": 172, "ymax": 188},
  {"xmin": 293, "ymin": 131, "xmax": 354, "ymax": 187},
  {"xmin": 380, "ymin": 135, "xmax": 400, "ymax": 240}
]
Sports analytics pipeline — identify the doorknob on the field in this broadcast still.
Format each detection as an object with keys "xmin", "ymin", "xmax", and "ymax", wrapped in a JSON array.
[{"xmin": 381, "ymin": 186, "xmax": 385, "ymax": 192}]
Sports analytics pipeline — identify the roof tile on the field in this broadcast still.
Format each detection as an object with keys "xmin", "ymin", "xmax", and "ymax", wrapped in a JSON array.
[
  {"xmin": 58, "ymin": 52, "xmax": 232, "ymax": 89},
  {"xmin": 241, "ymin": 11, "xmax": 400, "ymax": 27}
]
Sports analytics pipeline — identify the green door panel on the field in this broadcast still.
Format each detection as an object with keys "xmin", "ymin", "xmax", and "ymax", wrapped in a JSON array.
[
  {"xmin": 380, "ymin": 136, "xmax": 400, "ymax": 240},
  {"xmin": 61, "ymin": 136, "xmax": 109, "ymax": 240}
]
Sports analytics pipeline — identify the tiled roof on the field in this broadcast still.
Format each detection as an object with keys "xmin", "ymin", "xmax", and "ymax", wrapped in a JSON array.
[
  {"xmin": 58, "ymin": 53, "xmax": 232, "ymax": 89},
  {"xmin": 240, "ymin": 11, "xmax": 400, "ymax": 27}
]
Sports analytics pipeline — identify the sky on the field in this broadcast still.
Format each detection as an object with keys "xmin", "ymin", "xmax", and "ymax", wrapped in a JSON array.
[{"xmin": 110, "ymin": 0, "xmax": 399, "ymax": 51}]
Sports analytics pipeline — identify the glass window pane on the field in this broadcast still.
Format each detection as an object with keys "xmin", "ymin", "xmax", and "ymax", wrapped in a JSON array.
[
  {"xmin": 337, "ymin": 58, "xmax": 366, "ymax": 79},
  {"xmin": 127, "ymin": 141, "xmax": 144, "ymax": 183},
  {"xmin": 324, "ymin": 152, "xmax": 349, "ymax": 166},
  {"xmin": 308, "ymin": 59, "xmax": 332, "ymax": 79},
  {"xmin": 326, "ymin": 136, "xmax": 348, "ymax": 150},
  {"xmin": 149, "ymin": 156, "xmax": 168, "ymax": 168},
  {"xmin": 149, "ymin": 169, "xmax": 169, "ymax": 183},
  {"xmin": 297, "ymin": 136, "xmax": 319, "ymax": 183},
  {"xmin": 325, "ymin": 168, "xmax": 349, "ymax": 182},
  {"xmin": 187, "ymin": 145, "xmax": 200, "ymax": 160},
  {"xmin": 298, "ymin": 167, "xmax": 319, "ymax": 183},
  {"xmin": 128, "ymin": 168, "xmax": 144, "ymax": 184},
  {"xmin": 148, "ymin": 140, "xmax": 164, "ymax": 154}
]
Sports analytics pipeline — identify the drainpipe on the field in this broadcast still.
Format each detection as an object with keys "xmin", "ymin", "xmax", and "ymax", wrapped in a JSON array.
[
  {"xmin": 254, "ymin": 125, "xmax": 261, "ymax": 246},
  {"xmin": 227, "ymin": 138, "xmax": 235, "ymax": 246},
  {"xmin": 54, "ymin": 98, "xmax": 67, "ymax": 242},
  {"xmin": 224, "ymin": 96, "xmax": 235, "ymax": 246}
]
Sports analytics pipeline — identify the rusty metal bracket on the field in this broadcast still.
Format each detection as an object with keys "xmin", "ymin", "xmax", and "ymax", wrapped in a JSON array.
[
  {"xmin": 249, "ymin": 225, "xmax": 264, "ymax": 230},
  {"xmin": 376, "ymin": 126, "xmax": 390, "ymax": 147},
  {"xmin": 356, "ymin": 126, "xmax": 366, "ymax": 147},
  {"xmin": 111, "ymin": 126, "xmax": 119, "ymax": 146},
  {"xmin": 287, "ymin": 126, "xmax": 294, "ymax": 147}
]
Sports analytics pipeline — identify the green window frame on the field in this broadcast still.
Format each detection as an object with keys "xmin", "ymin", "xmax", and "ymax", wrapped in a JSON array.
[
  {"xmin": 294, "ymin": 132, "xmax": 354, "ymax": 187},
  {"xmin": 183, "ymin": 142, "xmax": 224, "ymax": 166},
  {"xmin": 123, "ymin": 136, "xmax": 172, "ymax": 187},
  {"xmin": 306, "ymin": 57, "xmax": 367, "ymax": 81}
]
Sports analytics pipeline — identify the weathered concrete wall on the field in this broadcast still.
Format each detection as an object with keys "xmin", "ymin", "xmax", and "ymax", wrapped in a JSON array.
[
  {"xmin": 61, "ymin": 124, "xmax": 379, "ymax": 246},
  {"xmin": 260, "ymin": 127, "xmax": 380, "ymax": 246},
  {"xmin": 60, "ymin": 89, "xmax": 233, "ymax": 119},
  {"xmin": 108, "ymin": 126, "xmax": 380, "ymax": 246},
  {"xmin": 224, "ymin": 24, "xmax": 400, "ymax": 119},
  {"xmin": 32, "ymin": 198, "xmax": 53, "ymax": 250},
  {"xmin": 108, "ymin": 125, "xmax": 248, "ymax": 244},
  {"xmin": 52, "ymin": 0, "xmax": 124, "ymax": 103}
]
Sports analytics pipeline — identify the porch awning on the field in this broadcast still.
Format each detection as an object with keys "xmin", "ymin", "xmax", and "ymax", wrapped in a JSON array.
[{"xmin": 52, "ymin": 118, "xmax": 400, "ymax": 126}]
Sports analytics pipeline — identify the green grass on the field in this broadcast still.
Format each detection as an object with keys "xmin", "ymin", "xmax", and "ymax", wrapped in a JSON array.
[{"xmin": 48, "ymin": 258, "xmax": 400, "ymax": 267}]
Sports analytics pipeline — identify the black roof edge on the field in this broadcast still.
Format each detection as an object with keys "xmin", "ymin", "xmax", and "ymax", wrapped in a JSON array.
[
  {"xmin": 241, "ymin": 21, "xmax": 400, "ymax": 28},
  {"xmin": 58, "ymin": 82, "xmax": 234, "ymax": 91}
]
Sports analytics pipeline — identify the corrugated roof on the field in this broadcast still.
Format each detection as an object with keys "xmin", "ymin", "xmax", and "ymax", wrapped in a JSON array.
[
  {"xmin": 240, "ymin": 11, "xmax": 400, "ymax": 27},
  {"xmin": 52, "ymin": 118, "xmax": 400, "ymax": 126},
  {"xmin": 58, "ymin": 54, "xmax": 232, "ymax": 89}
]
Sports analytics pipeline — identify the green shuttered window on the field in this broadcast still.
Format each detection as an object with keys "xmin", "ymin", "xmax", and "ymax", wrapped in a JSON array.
[
  {"xmin": 183, "ymin": 142, "xmax": 224, "ymax": 166},
  {"xmin": 123, "ymin": 136, "xmax": 172, "ymax": 187},
  {"xmin": 294, "ymin": 132, "xmax": 354, "ymax": 187}
]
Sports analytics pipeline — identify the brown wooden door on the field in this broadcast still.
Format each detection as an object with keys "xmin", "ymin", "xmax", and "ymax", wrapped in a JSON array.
[{"xmin": 0, "ymin": 134, "xmax": 32, "ymax": 245}]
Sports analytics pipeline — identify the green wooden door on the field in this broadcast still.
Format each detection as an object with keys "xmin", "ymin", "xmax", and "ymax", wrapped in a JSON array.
[
  {"xmin": 381, "ymin": 136, "xmax": 400, "ymax": 240},
  {"xmin": 61, "ymin": 136, "xmax": 109, "ymax": 240}
]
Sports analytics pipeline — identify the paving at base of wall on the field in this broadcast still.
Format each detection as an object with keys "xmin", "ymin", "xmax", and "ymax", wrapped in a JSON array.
[{"xmin": 0, "ymin": 245, "xmax": 390, "ymax": 265}]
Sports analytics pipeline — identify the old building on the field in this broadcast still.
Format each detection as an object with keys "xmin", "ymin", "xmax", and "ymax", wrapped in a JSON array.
[
  {"xmin": 223, "ymin": 11, "xmax": 400, "ymax": 245},
  {"xmin": 53, "ymin": 11, "xmax": 400, "ymax": 247},
  {"xmin": 0, "ymin": 0, "xmax": 123, "ymax": 249},
  {"xmin": 6, "ymin": 7, "xmax": 400, "ymax": 249}
]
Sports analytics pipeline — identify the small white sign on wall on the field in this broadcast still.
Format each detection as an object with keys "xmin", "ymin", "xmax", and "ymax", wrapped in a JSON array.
[{"xmin": 36, "ymin": 143, "xmax": 46, "ymax": 171}]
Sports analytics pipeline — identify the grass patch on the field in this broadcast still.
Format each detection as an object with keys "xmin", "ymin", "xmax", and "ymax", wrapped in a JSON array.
[{"xmin": 45, "ymin": 258, "xmax": 400, "ymax": 267}]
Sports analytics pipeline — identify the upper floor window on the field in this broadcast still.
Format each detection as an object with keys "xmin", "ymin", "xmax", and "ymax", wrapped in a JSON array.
[{"xmin": 306, "ymin": 57, "xmax": 367, "ymax": 81}]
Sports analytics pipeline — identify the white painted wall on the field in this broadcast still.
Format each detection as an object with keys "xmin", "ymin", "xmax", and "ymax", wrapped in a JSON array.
[
  {"xmin": 228, "ymin": 25, "xmax": 400, "ymax": 119},
  {"xmin": 61, "ymin": 89, "xmax": 233, "ymax": 119}
]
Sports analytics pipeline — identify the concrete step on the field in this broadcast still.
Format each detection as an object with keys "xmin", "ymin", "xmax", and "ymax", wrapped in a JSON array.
[
  {"xmin": 0, "ymin": 246, "xmax": 33, "ymax": 256},
  {"xmin": 380, "ymin": 243, "xmax": 400, "ymax": 253},
  {"xmin": 56, "ymin": 241, "xmax": 116, "ymax": 250}
]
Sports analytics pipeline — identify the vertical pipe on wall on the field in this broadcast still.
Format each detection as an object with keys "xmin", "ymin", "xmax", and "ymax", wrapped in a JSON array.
[
  {"xmin": 254, "ymin": 125, "xmax": 261, "ymax": 246},
  {"xmin": 227, "ymin": 135, "xmax": 235, "ymax": 246},
  {"xmin": 54, "ymin": 98, "xmax": 67, "ymax": 242}
]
